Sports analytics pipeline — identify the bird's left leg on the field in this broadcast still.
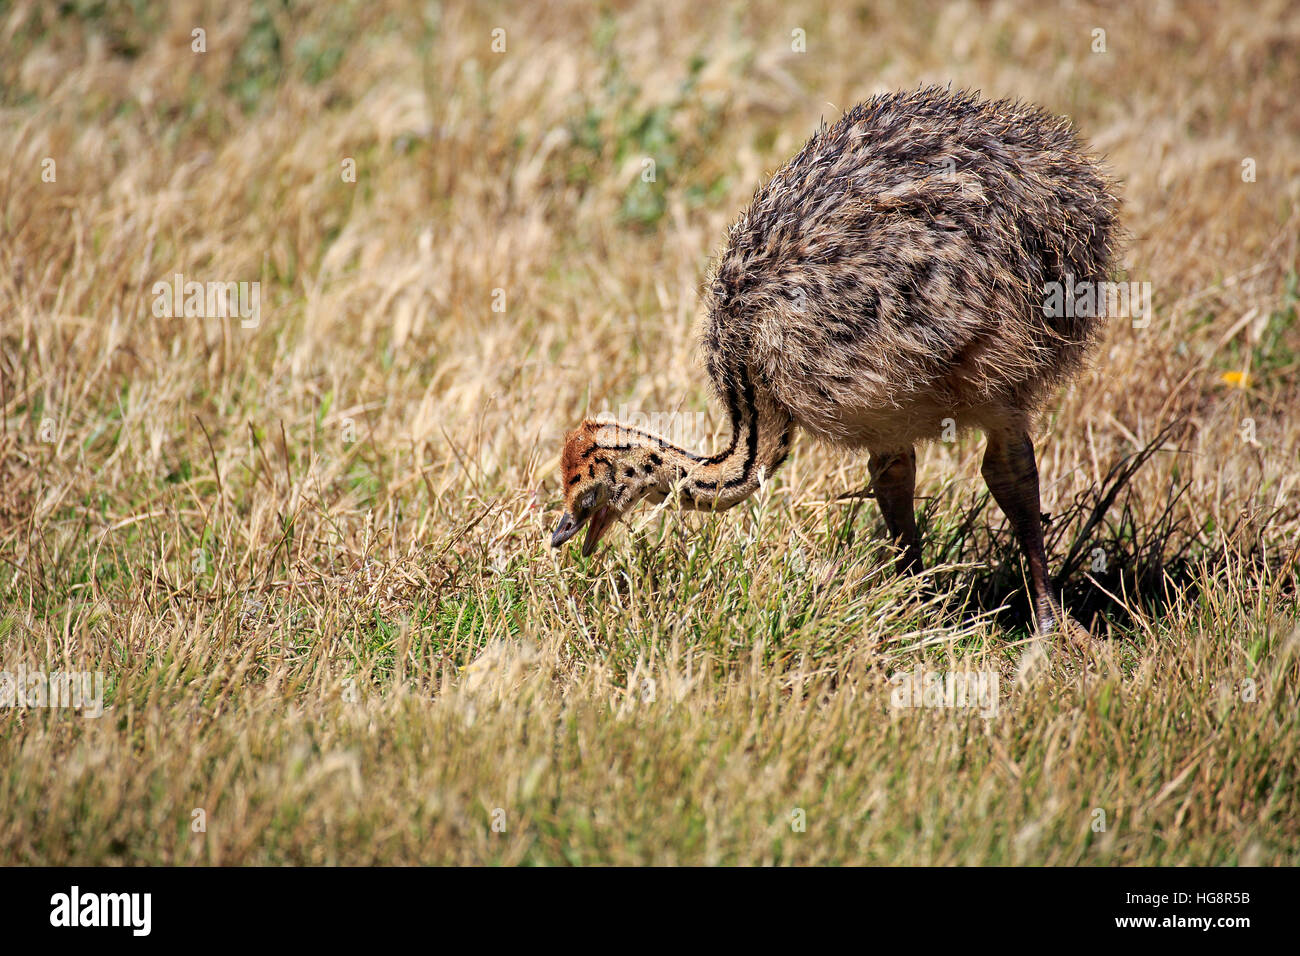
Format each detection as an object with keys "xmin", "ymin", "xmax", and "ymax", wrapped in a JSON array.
[
  {"xmin": 868, "ymin": 446, "xmax": 923, "ymax": 573},
  {"xmin": 980, "ymin": 426, "xmax": 1089, "ymax": 644}
]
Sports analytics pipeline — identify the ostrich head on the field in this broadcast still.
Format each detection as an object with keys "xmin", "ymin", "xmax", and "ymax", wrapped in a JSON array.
[{"xmin": 552, "ymin": 420, "xmax": 665, "ymax": 557}]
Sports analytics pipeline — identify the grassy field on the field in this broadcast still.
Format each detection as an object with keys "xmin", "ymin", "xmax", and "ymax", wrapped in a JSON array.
[{"xmin": 1, "ymin": 0, "xmax": 1298, "ymax": 865}]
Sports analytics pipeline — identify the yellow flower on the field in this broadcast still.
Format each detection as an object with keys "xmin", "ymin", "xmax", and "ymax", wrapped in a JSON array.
[{"xmin": 1220, "ymin": 371, "xmax": 1251, "ymax": 388}]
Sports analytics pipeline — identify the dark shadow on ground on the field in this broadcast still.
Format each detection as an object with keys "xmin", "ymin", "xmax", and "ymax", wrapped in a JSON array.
[{"xmin": 907, "ymin": 419, "xmax": 1290, "ymax": 637}]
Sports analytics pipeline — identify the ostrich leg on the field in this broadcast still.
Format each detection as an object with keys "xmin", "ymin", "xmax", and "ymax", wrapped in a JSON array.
[
  {"xmin": 979, "ymin": 428, "xmax": 1075, "ymax": 636},
  {"xmin": 869, "ymin": 447, "xmax": 923, "ymax": 573}
]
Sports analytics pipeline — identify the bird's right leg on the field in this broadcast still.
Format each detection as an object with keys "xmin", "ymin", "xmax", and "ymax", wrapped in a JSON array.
[{"xmin": 868, "ymin": 447, "xmax": 923, "ymax": 573}]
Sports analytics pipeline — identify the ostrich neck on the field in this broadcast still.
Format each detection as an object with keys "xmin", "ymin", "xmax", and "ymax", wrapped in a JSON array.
[{"xmin": 610, "ymin": 371, "xmax": 795, "ymax": 511}]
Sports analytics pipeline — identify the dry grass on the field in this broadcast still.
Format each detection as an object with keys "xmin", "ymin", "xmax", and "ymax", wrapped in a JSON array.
[{"xmin": 1, "ymin": 0, "xmax": 1298, "ymax": 864}]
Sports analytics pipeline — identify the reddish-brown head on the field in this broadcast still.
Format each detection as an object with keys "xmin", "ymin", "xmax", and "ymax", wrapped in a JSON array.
[{"xmin": 552, "ymin": 420, "xmax": 656, "ymax": 557}]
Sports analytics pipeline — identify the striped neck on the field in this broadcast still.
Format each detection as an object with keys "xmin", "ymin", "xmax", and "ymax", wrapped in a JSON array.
[{"xmin": 593, "ymin": 373, "xmax": 795, "ymax": 511}]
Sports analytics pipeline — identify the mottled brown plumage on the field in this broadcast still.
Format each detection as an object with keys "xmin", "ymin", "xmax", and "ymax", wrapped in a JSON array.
[{"xmin": 554, "ymin": 86, "xmax": 1121, "ymax": 639}]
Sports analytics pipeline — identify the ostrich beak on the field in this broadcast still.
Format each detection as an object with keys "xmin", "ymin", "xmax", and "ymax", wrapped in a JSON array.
[
  {"xmin": 552, "ymin": 506, "xmax": 616, "ymax": 556},
  {"xmin": 551, "ymin": 512, "xmax": 579, "ymax": 547},
  {"xmin": 581, "ymin": 506, "xmax": 614, "ymax": 557}
]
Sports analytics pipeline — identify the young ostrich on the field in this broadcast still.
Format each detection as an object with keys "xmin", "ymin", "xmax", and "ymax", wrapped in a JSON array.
[{"xmin": 552, "ymin": 87, "xmax": 1119, "ymax": 638}]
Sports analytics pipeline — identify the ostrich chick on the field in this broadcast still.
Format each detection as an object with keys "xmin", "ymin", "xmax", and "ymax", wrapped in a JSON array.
[{"xmin": 552, "ymin": 86, "xmax": 1120, "ymax": 639}]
